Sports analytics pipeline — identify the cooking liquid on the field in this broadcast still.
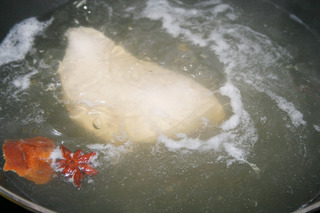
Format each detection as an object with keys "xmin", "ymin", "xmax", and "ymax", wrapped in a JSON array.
[{"xmin": 0, "ymin": 0, "xmax": 320, "ymax": 212}]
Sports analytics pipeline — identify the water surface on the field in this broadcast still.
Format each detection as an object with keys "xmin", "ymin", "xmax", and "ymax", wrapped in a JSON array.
[{"xmin": 0, "ymin": 0, "xmax": 320, "ymax": 212}]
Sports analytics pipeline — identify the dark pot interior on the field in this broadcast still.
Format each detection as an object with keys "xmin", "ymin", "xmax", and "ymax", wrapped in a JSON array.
[{"xmin": 0, "ymin": 0, "xmax": 320, "ymax": 212}]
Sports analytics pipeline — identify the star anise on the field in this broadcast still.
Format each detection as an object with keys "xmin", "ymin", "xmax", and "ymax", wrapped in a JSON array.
[{"xmin": 56, "ymin": 145, "xmax": 98, "ymax": 188}]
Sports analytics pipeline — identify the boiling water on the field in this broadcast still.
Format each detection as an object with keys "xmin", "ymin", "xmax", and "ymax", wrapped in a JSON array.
[{"xmin": 1, "ymin": 0, "xmax": 320, "ymax": 212}]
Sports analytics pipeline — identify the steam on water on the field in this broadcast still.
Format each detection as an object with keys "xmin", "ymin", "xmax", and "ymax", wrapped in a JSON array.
[{"xmin": 0, "ymin": 0, "xmax": 320, "ymax": 212}]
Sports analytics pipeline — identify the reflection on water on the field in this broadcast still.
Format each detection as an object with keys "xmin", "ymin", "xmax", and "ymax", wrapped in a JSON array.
[{"xmin": 0, "ymin": 0, "xmax": 320, "ymax": 212}]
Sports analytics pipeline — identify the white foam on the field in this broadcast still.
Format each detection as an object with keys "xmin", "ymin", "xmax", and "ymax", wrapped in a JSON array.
[
  {"xmin": 51, "ymin": 128, "xmax": 63, "ymax": 136},
  {"xmin": 157, "ymin": 133, "xmax": 203, "ymax": 152},
  {"xmin": 157, "ymin": 132, "xmax": 230, "ymax": 153},
  {"xmin": 314, "ymin": 124, "xmax": 320, "ymax": 132},
  {"xmin": 0, "ymin": 17, "xmax": 52, "ymax": 66},
  {"xmin": 202, "ymin": 6, "xmax": 306, "ymax": 129},
  {"xmin": 87, "ymin": 141, "xmax": 132, "ymax": 164},
  {"xmin": 140, "ymin": 0, "xmax": 307, "ymax": 167},
  {"xmin": 12, "ymin": 69, "xmax": 38, "ymax": 90},
  {"xmin": 219, "ymin": 82, "xmax": 243, "ymax": 130},
  {"xmin": 50, "ymin": 146, "xmax": 63, "ymax": 160},
  {"xmin": 223, "ymin": 142, "xmax": 245, "ymax": 163},
  {"xmin": 49, "ymin": 146, "xmax": 63, "ymax": 169},
  {"xmin": 157, "ymin": 131, "xmax": 259, "ymax": 171},
  {"xmin": 195, "ymin": 0, "xmax": 221, "ymax": 7},
  {"xmin": 223, "ymin": 142, "xmax": 260, "ymax": 173},
  {"xmin": 265, "ymin": 91, "xmax": 306, "ymax": 127},
  {"xmin": 240, "ymin": 75, "xmax": 307, "ymax": 128},
  {"xmin": 212, "ymin": 4, "xmax": 234, "ymax": 17},
  {"xmin": 20, "ymin": 105, "xmax": 46, "ymax": 124},
  {"xmin": 260, "ymin": 116, "xmax": 267, "ymax": 124},
  {"xmin": 142, "ymin": 0, "xmax": 209, "ymax": 47},
  {"xmin": 141, "ymin": 0, "xmax": 260, "ymax": 167}
]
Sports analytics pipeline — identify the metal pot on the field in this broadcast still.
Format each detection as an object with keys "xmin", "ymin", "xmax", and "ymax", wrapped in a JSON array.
[{"xmin": 1, "ymin": 0, "xmax": 320, "ymax": 212}]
